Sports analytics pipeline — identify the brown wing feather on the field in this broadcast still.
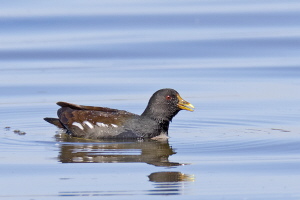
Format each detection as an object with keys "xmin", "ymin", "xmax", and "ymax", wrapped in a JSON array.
[
  {"xmin": 59, "ymin": 109, "xmax": 132, "ymax": 125},
  {"xmin": 57, "ymin": 107, "xmax": 137, "ymax": 138},
  {"xmin": 57, "ymin": 102, "xmax": 137, "ymax": 124},
  {"xmin": 57, "ymin": 101, "xmax": 130, "ymax": 113}
]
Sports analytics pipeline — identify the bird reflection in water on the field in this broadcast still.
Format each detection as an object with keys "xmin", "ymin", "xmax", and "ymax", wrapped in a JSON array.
[
  {"xmin": 56, "ymin": 133, "xmax": 182, "ymax": 167},
  {"xmin": 56, "ymin": 134, "xmax": 195, "ymax": 196},
  {"xmin": 148, "ymin": 172, "xmax": 195, "ymax": 195},
  {"xmin": 58, "ymin": 172, "xmax": 194, "ymax": 197}
]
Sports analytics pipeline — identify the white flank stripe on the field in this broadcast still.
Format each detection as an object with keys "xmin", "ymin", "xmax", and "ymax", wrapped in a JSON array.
[
  {"xmin": 96, "ymin": 122, "xmax": 108, "ymax": 127},
  {"xmin": 72, "ymin": 122, "xmax": 84, "ymax": 130},
  {"xmin": 111, "ymin": 124, "xmax": 118, "ymax": 128},
  {"xmin": 83, "ymin": 121, "xmax": 94, "ymax": 129}
]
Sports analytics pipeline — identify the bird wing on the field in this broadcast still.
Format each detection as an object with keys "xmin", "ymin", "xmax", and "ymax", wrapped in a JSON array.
[
  {"xmin": 57, "ymin": 101, "xmax": 124, "ymax": 113},
  {"xmin": 56, "ymin": 102, "xmax": 138, "ymax": 138}
]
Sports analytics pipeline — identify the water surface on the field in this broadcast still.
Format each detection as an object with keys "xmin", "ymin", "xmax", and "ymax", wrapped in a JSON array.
[{"xmin": 1, "ymin": 0, "xmax": 300, "ymax": 199}]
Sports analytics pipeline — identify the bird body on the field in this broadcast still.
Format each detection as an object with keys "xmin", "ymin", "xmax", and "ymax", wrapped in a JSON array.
[{"xmin": 44, "ymin": 89, "xmax": 194, "ymax": 139}]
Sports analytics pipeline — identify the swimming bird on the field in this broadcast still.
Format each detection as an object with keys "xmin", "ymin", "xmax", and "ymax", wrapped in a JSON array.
[{"xmin": 44, "ymin": 88, "xmax": 194, "ymax": 139}]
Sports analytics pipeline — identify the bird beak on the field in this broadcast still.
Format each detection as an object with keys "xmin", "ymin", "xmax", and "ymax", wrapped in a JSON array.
[{"xmin": 177, "ymin": 94, "xmax": 195, "ymax": 112}]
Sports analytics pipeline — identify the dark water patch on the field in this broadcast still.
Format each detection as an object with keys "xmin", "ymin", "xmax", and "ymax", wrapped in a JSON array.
[
  {"xmin": 0, "ymin": 137, "xmax": 57, "ymax": 152},
  {"xmin": 170, "ymin": 130, "xmax": 300, "ymax": 161},
  {"xmin": 1, "ymin": 37, "xmax": 300, "ymax": 60},
  {"xmin": 2, "ymin": 11, "xmax": 300, "ymax": 33},
  {"xmin": 196, "ymin": 139, "xmax": 300, "ymax": 156}
]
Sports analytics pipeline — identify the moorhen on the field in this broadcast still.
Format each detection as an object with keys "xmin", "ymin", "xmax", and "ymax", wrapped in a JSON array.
[{"xmin": 44, "ymin": 88, "xmax": 194, "ymax": 139}]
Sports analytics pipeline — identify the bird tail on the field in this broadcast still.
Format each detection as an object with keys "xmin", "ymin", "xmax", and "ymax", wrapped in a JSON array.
[{"xmin": 44, "ymin": 117, "xmax": 64, "ymax": 129}]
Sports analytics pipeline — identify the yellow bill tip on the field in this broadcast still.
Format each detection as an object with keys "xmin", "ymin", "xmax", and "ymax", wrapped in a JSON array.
[{"xmin": 177, "ymin": 94, "xmax": 195, "ymax": 112}]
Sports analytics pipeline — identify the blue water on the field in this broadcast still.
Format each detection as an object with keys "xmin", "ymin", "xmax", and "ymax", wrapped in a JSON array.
[{"xmin": 1, "ymin": 0, "xmax": 300, "ymax": 199}]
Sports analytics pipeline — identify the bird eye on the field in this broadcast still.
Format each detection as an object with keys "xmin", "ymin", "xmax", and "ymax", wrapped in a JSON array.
[{"xmin": 166, "ymin": 95, "xmax": 172, "ymax": 100}]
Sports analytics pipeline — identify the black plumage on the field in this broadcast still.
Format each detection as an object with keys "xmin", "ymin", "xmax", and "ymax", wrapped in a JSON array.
[{"xmin": 44, "ymin": 88, "xmax": 194, "ymax": 139}]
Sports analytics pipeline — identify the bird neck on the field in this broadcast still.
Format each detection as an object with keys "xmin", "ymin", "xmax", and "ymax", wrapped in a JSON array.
[
  {"xmin": 141, "ymin": 112, "xmax": 170, "ymax": 135},
  {"xmin": 141, "ymin": 106, "xmax": 174, "ymax": 123},
  {"xmin": 140, "ymin": 108, "xmax": 172, "ymax": 137}
]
